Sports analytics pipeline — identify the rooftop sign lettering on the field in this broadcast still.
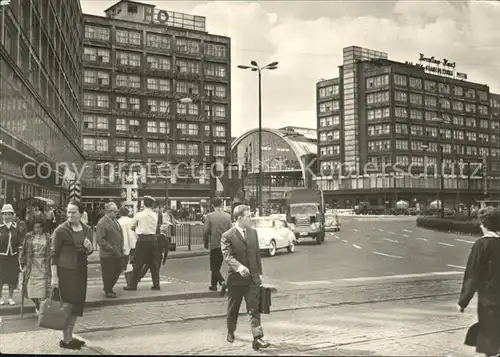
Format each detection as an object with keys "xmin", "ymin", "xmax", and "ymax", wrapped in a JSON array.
[{"xmin": 405, "ymin": 53, "xmax": 468, "ymax": 80}]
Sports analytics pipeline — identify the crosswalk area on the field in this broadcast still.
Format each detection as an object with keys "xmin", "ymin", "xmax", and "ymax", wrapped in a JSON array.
[{"xmin": 87, "ymin": 275, "xmax": 194, "ymax": 287}]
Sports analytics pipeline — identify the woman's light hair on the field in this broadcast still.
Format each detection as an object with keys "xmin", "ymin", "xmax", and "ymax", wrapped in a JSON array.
[
  {"xmin": 233, "ymin": 205, "xmax": 250, "ymax": 221},
  {"xmin": 477, "ymin": 206, "xmax": 500, "ymax": 232}
]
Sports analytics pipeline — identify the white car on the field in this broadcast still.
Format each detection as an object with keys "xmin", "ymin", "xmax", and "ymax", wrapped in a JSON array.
[{"xmin": 251, "ymin": 217, "xmax": 296, "ymax": 257}]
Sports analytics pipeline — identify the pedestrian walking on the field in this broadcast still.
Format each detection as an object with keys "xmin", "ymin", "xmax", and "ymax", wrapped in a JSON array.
[
  {"xmin": 0, "ymin": 204, "xmax": 24, "ymax": 306},
  {"xmin": 203, "ymin": 197, "xmax": 231, "ymax": 294},
  {"xmin": 95, "ymin": 202, "xmax": 124, "ymax": 298},
  {"xmin": 50, "ymin": 200, "xmax": 94, "ymax": 350},
  {"xmin": 459, "ymin": 206, "xmax": 500, "ymax": 357},
  {"xmin": 19, "ymin": 219, "xmax": 52, "ymax": 315},
  {"xmin": 118, "ymin": 206, "xmax": 137, "ymax": 287},
  {"xmin": 123, "ymin": 196, "xmax": 160, "ymax": 291},
  {"xmin": 221, "ymin": 204, "xmax": 270, "ymax": 350}
]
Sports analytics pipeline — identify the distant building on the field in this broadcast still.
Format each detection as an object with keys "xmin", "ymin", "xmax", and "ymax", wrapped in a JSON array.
[
  {"xmin": 80, "ymin": 0, "xmax": 231, "ymax": 211},
  {"xmin": 231, "ymin": 127, "xmax": 317, "ymax": 210},
  {"xmin": 316, "ymin": 45, "xmax": 500, "ymax": 208}
]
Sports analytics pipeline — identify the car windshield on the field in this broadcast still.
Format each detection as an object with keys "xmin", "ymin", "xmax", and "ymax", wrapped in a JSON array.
[
  {"xmin": 251, "ymin": 219, "xmax": 273, "ymax": 228},
  {"xmin": 325, "ymin": 215, "xmax": 336, "ymax": 221},
  {"xmin": 290, "ymin": 205, "xmax": 319, "ymax": 216}
]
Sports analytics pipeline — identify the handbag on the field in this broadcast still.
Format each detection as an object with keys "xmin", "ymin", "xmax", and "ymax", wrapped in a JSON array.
[
  {"xmin": 464, "ymin": 322, "xmax": 478, "ymax": 346},
  {"xmin": 38, "ymin": 288, "xmax": 73, "ymax": 331},
  {"xmin": 125, "ymin": 255, "xmax": 133, "ymax": 273},
  {"xmin": 259, "ymin": 286, "xmax": 272, "ymax": 314}
]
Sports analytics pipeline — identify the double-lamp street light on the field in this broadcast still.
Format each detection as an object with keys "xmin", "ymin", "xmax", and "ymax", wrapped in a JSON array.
[{"xmin": 237, "ymin": 60, "xmax": 278, "ymax": 216}]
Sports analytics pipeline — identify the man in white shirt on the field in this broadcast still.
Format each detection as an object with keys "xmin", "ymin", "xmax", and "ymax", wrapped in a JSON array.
[
  {"xmin": 118, "ymin": 206, "xmax": 137, "ymax": 287},
  {"xmin": 124, "ymin": 196, "xmax": 159, "ymax": 291}
]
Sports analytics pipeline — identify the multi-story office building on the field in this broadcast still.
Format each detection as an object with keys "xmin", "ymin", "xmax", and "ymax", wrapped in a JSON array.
[
  {"xmin": 0, "ymin": 0, "xmax": 85, "ymax": 207},
  {"xmin": 316, "ymin": 46, "xmax": 500, "ymax": 208},
  {"xmin": 80, "ymin": 0, "xmax": 231, "ymax": 210}
]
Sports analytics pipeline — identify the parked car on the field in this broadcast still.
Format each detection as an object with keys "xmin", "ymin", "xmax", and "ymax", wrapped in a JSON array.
[
  {"xmin": 324, "ymin": 213, "xmax": 340, "ymax": 232},
  {"xmin": 251, "ymin": 217, "xmax": 296, "ymax": 257}
]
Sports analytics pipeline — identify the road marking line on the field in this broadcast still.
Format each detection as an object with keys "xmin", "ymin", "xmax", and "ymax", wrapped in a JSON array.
[
  {"xmin": 447, "ymin": 264, "xmax": 466, "ymax": 270},
  {"xmin": 372, "ymin": 251, "xmax": 403, "ymax": 259},
  {"xmin": 342, "ymin": 239, "xmax": 348, "ymax": 243},
  {"xmin": 388, "ymin": 231, "xmax": 395, "ymax": 235},
  {"xmin": 341, "ymin": 271, "xmax": 462, "ymax": 282},
  {"xmin": 352, "ymin": 228, "xmax": 359, "ymax": 232},
  {"xmin": 352, "ymin": 244, "xmax": 362, "ymax": 249},
  {"xmin": 455, "ymin": 238, "xmax": 475, "ymax": 244},
  {"xmin": 402, "ymin": 234, "xmax": 410, "ymax": 237},
  {"xmin": 383, "ymin": 238, "xmax": 399, "ymax": 243},
  {"xmin": 378, "ymin": 229, "xmax": 384, "ymax": 232},
  {"xmin": 416, "ymin": 237, "xmax": 428, "ymax": 241},
  {"xmin": 438, "ymin": 242, "xmax": 454, "ymax": 247},
  {"xmin": 290, "ymin": 280, "xmax": 333, "ymax": 286},
  {"xmin": 403, "ymin": 229, "xmax": 413, "ymax": 233},
  {"xmin": 333, "ymin": 235, "xmax": 340, "ymax": 239}
]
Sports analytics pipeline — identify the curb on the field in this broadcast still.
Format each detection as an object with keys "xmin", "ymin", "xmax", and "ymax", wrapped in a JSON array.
[
  {"xmin": 75, "ymin": 292, "xmax": 458, "ymax": 334},
  {"xmin": 1, "ymin": 289, "xmax": 220, "ymax": 316},
  {"xmin": 87, "ymin": 250, "xmax": 209, "ymax": 265}
]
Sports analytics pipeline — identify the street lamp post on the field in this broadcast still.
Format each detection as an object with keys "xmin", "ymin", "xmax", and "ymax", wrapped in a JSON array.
[
  {"xmin": 238, "ymin": 60, "xmax": 278, "ymax": 216},
  {"xmin": 164, "ymin": 97, "xmax": 192, "ymax": 208}
]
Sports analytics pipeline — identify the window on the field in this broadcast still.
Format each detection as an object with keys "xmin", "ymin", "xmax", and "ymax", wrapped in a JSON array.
[
  {"xmin": 84, "ymin": 25, "xmax": 110, "ymax": 41},
  {"xmin": 410, "ymin": 94, "xmax": 423, "ymax": 105},
  {"xmin": 319, "ymin": 101, "xmax": 339, "ymax": 113},
  {"xmin": 368, "ymin": 140, "xmax": 390, "ymax": 152},
  {"xmin": 205, "ymin": 84, "xmax": 226, "ymax": 98},
  {"xmin": 116, "ymin": 74, "xmax": 140, "ymax": 88},
  {"xmin": 83, "ymin": 47, "xmax": 97, "ymax": 61},
  {"xmin": 393, "ymin": 74, "xmax": 407, "ymax": 86},
  {"xmin": 318, "ymin": 85, "xmax": 339, "ymax": 98},
  {"xmin": 478, "ymin": 133, "xmax": 489, "ymax": 143},
  {"xmin": 83, "ymin": 93, "xmax": 109, "ymax": 108},
  {"xmin": 83, "ymin": 115, "xmax": 108, "ymax": 130},
  {"xmin": 146, "ymin": 33, "xmax": 171, "ymax": 50},
  {"xmin": 84, "ymin": 70, "xmax": 96, "ymax": 84},
  {"xmin": 97, "ymin": 49, "xmax": 110, "ymax": 63},
  {"xmin": 480, "ymin": 119, "xmax": 489, "ymax": 129},
  {"xmin": 319, "ymin": 115, "xmax": 341, "ymax": 127},
  {"xmin": 147, "ymin": 142, "xmax": 159, "ymax": 154},
  {"xmin": 440, "ymin": 128, "xmax": 452, "ymax": 139},
  {"xmin": 395, "ymin": 140, "xmax": 408, "ymax": 150},
  {"xmin": 366, "ymin": 91, "xmax": 390, "ymax": 104},
  {"xmin": 454, "ymin": 86, "xmax": 463, "ymax": 97},
  {"xmin": 116, "ymin": 140, "xmax": 126, "ymax": 153},
  {"xmin": 395, "ymin": 123, "xmax": 408, "ymax": 134},
  {"xmin": 147, "ymin": 121, "xmax": 158, "ymax": 133},
  {"xmin": 438, "ymin": 83, "xmax": 450, "ymax": 94},
  {"xmin": 466, "ymin": 118, "xmax": 477, "ymax": 128},
  {"xmin": 214, "ymin": 105, "xmax": 226, "ymax": 118},
  {"xmin": 367, "ymin": 124, "xmax": 390, "ymax": 136},
  {"xmin": 116, "ymin": 119, "xmax": 127, "ymax": 131},
  {"xmin": 215, "ymin": 125, "xmax": 226, "ymax": 137},
  {"xmin": 394, "ymin": 107, "xmax": 408, "ymax": 119},
  {"xmin": 205, "ymin": 43, "xmax": 227, "ymax": 58},
  {"xmin": 205, "ymin": 63, "xmax": 227, "ymax": 78},
  {"xmin": 394, "ymin": 91, "xmax": 407, "ymax": 103},
  {"xmin": 147, "ymin": 56, "xmax": 171, "ymax": 70},
  {"xmin": 425, "ymin": 111, "xmax": 438, "ymax": 122},
  {"xmin": 425, "ymin": 96, "xmax": 437, "ymax": 107},
  {"xmin": 395, "ymin": 156, "xmax": 409, "ymax": 166},
  {"xmin": 147, "ymin": 78, "xmax": 171, "ymax": 92},
  {"xmin": 177, "ymin": 103, "xmax": 199, "ymax": 115},
  {"xmin": 116, "ymin": 96, "xmax": 140, "ymax": 110},
  {"xmin": 366, "ymin": 75, "xmax": 389, "ymax": 89},
  {"xmin": 478, "ymin": 105, "xmax": 488, "ymax": 116},
  {"xmin": 411, "ymin": 125, "xmax": 423, "ymax": 136},
  {"xmin": 215, "ymin": 145, "xmax": 226, "ymax": 157},
  {"xmin": 465, "ymin": 88, "xmax": 475, "ymax": 99},
  {"xmin": 116, "ymin": 29, "xmax": 141, "ymax": 46},
  {"xmin": 425, "ymin": 127, "xmax": 438, "ymax": 137},
  {"xmin": 176, "ymin": 81, "xmax": 199, "ymax": 95},
  {"xmin": 176, "ymin": 38, "xmax": 200, "ymax": 53},
  {"xmin": 177, "ymin": 59, "xmax": 200, "ymax": 74},
  {"xmin": 465, "ymin": 103, "xmax": 476, "ymax": 114},
  {"xmin": 454, "ymin": 130, "xmax": 465, "ymax": 140},
  {"xmin": 439, "ymin": 98, "xmax": 451, "ymax": 109},
  {"xmin": 83, "ymin": 138, "xmax": 108, "ymax": 152},
  {"xmin": 147, "ymin": 99, "xmax": 158, "ymax": 112},
  {"xmin": 129, "ymin": 119, "xmax": 140, "ymax": 133},
  {"xmin": 424, "ymin": 80, "xmax": 436, "ymax": 92},
  {"xmin": 367, "ymin": 107, "xmax": 391, "ymax": 120},
  {"xmin": 441, "ymin": 144, "xmax": 452, "ymax": 154},
  {"xmin": 478, "ymin": 91, "xmax": 488, "ymax": 102},
  {"xmin": 466, "ymin": 132, "xmax": 477, "ymax": 141},
  {"xmin": 466, "ymin": 146, "xmax": 478, "ymax": 156},
  {"xmin": 453, "ymin": 101, "xmax": 464, "ymax": 111},
  {"xmin": 117, "ymin": 51, "xmax": 141, "ymax": 67},
  {"xmin": 187, "ymin": 144, "xmax": 199, "ymax": 156},
  {"xmin": 409, "ymin": 77, "xmax": 422, "ymax": 89},
  {"xmin": 129, "ymin": 140, "xmax": 140, "ymax": 153},
  {"xmin": 410, "ymin": 110, "xmax": 423, "ymax": 120}
]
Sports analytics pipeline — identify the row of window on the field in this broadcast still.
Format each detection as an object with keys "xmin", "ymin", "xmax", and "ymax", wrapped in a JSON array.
[
  {"xmin": 83, "ymin": 137, "xmax": 227, "ymax": 156},
  {"xmin": 83, "ymin": 48, "xmax": 228, "ymax": 77},
  {"xmin": 319, "ymin": 130, "xmax": 340, "ymax": 142},
  {"xmin": 82, "ymin": 93, "xmax": 228, "ymax": 117},
  {"xmin": 393, "ymin": 74, "xmax": 488, "ymax": 101},
  {"xmin": 318, "ymin": 100, "xmax": 340, "ymax": 113},
  {"xmin": 319, "ymin": 115, "xmax": 341, "ymax": 127},
  {"xmin": 318, "ymin": 85, "xmax": 340, "ymax": 98},
  {"xmin": 319, "ymin": 145, "xmax": 341, "ymax": 156},
  {"xmin": 85, "ymin": 25, "xmax": 228, "ymax": 58},
  {"xmin": 83, "ymin": 71, "xmax": 227, "ymax": 98},
  {"xmin": 83, "ymin": 115, "xmax": 227, "ymax": 137}
]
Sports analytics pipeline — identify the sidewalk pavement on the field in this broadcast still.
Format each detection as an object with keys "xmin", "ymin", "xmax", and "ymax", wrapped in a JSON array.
[{"xmin": 87, "ymin": 243, "xmax": 207, "ymax": 265}]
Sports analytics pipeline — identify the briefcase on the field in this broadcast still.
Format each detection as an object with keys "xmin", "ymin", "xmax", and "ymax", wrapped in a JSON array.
[
  {"xmin": 464, "ymin": 322, "xmax": 478, "ymax": 346},
  {"xmin": 259, "ymin": 287, "xmax": 272, "ymax": 314},
  {"xmin": 38, "ymin": 289, "xmax": 73, "ymax": 331}
]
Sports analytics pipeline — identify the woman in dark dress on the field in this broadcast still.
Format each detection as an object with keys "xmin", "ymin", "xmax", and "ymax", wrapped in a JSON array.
[
  {"xmin": 50, "ymin": 201, "xmax": 94, "ymax": 350},
  {"xmin": 458, "ymin": 206, "xmax": 500, "ymax": 357}
]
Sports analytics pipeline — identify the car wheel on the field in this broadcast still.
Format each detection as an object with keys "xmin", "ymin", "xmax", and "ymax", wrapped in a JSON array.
[
  {"xmin": 287, "ymin": 240, "xmax": 295, "ymax": 253},
  {"xmin": 268, "ymin": 240, "xmax": 277, "ymax": 256},
  {"xmin": 315, "ymin": 234, "xmax": 322, "ymax": 245}
]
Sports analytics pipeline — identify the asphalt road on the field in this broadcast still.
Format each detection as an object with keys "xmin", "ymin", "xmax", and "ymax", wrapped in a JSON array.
[{"xmin": 86, "ymin": 216, "xmax": 474, "ymax": 288}]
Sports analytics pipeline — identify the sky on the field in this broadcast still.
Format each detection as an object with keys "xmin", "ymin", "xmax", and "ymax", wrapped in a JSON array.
[{"xmin": 80, "ymin": 0, "xmax": 500, "ymax": 137}]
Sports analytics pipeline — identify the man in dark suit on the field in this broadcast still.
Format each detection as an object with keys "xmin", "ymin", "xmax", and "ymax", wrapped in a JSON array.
[
  {"xmin": 221, "ymin": 204, "xmax": 270, "ymax": 350},
  {"xmin": 204, "ymin": 197, "xmax": 232, "ymax": 294},
  {"xmin": 96, "ymin": 202, "xmax": 124, "ymax": 298}
]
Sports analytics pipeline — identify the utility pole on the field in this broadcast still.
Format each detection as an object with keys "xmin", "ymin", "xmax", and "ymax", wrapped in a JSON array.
[
  {"xmin": 207, "ymin": 90, "xmax": 216, "ymax": 200},
  {"xmin": 467, "ymin": 161, "xmax": 471, "ymax": 217}
]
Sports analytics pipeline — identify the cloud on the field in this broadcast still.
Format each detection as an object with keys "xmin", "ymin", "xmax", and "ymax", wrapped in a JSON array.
[{"xmin": 80, "ymin": 0, "xmax": 500, "ymax": 137}]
